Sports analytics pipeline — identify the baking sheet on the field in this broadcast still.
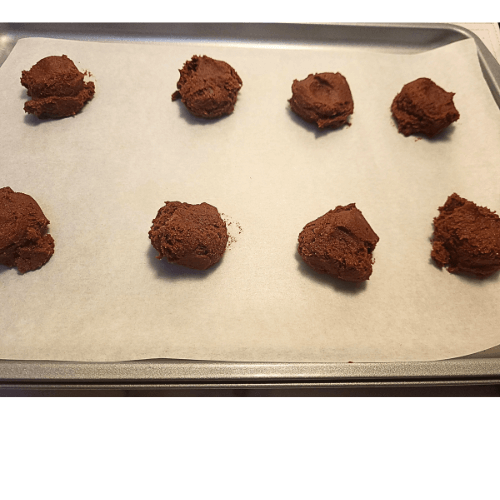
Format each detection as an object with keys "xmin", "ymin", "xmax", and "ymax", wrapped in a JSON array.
[{"xmin": 1, "ymin": 35, "xmax": 500, "ymax": 363}]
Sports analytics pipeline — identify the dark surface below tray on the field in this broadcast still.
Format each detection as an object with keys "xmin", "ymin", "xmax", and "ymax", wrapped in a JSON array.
[{"xmin": 2, "ymin": 384, "xmax": 500, "ymax": 396}]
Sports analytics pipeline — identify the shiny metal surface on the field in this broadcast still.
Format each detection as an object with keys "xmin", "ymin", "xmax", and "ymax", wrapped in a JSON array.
[
  {"xmin": 1, "ymin": 357, "xmax": 500, "ymax": 388},
  {"xmin": 1, "ymin": 23, "xmax": 500, "ymax": 388}
]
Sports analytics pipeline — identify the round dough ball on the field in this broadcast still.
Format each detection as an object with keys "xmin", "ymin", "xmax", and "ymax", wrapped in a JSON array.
[
  {"xmin": 289, "ymin": 72, "xmax": 354, "ymax": 129},
  {"xmin": 21, "ymin": 55, "xmax": 95, "ymax": 119},
  {"xmin": 149, "ymin": 201, "xmax": 229, "ymax": 270},
  {"xmin": 431, "ymin": 193, "xmax": 500, "ymax": 279},
  {"xmin": 391, "ymin": 77, "xmax": 459, "ymax": 138},
  {"xmin": 298, "ymin": 204, "xmax": 379, "ymax": 282},
  {"xmin": 0, "ymin": 186, "xmax": 55, "ymax": 274},
  {"xmin": 171, "ymin": 55, "xmax": 242, "ymax": 119}
]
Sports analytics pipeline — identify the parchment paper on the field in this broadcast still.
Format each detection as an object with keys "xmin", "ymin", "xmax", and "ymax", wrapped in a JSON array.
[{"xmin": 1, "ymin": 36, "xmax": 500, "ymax": 362}]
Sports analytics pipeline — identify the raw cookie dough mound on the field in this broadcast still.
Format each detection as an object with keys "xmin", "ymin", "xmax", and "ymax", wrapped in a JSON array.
[
  {"xmin": 21, "ymin": 55, "xmax": 95, "ymax": 119},
  {"xmin": 289, "ymin": 72, "xmax": 354, "ymax": 129},
  {"xmin": 391, "ymin": 77, "xmax": 459, "ymax": 138},
  {"xmin": 298, "ymin": 204, "xmax": 379, "ymax": 282},
  {"xmin": 0, "ymin": 187, "xmax": 54, "ymax": 274},
  {"xmin": 149, "ymin": 201, "xmax": 229, "ymax": 270},
  {"xmin": 431, "ymin": 193, "xmax": 500, "ymax": 279},
  {"xmin": 171, "ymin": 55, "xmax": 242, "ymax": 119}
]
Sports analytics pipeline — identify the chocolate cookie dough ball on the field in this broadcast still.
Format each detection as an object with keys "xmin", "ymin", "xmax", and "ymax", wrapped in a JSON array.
[
  {"xmin": 431, "ymin": 193, "xmax": 500, "ymax": 279},
  {"xmin": 171, "ymin": 55, "xmax": 242, "ymax": 119},
  {"xmin": 289, "ymin": 72, "xmax": 354, "ymax": 129},
  {"xmin": 0, "ymin": 187, "xmax": 54, "ymax": 274},
  {"xmin": 391, "ymin": 77, "xmax": 459, "ymax": 138},
  {"xmin": 298, "ymin": 204, "xmax": 379, "ymax": 282},
  {"xmin": 149, "ymin": 201, "xmax": 228, "ymax": 270},
  {"xmin": 21, "ymin": 55, "xmax": 95, "ymax": 119}
]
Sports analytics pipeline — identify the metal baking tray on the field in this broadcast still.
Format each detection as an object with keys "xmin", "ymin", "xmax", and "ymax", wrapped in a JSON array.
[{"xmin": 2, "ymin": 22, "xmax": 500, "ymax": 390}]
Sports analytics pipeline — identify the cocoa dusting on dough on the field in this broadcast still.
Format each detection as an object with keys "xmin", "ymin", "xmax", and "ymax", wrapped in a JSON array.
[
  {"xmin": 149, "ymin": 201, "xmax": 228, "ymax": 270},
  {"xmin": 431, "ymin": 193, "xmax": 500, "ymax": 279},
  {"xmin": 298, "ymin": 204, "xmax": 379, "ymax": 282},
  {"xmin": 172, "ymin": 55, "xmax": 242, "ymax": 119},
  {"xmin": 289, "ymin": 72, "xmax": 354, "ymax": 129},
  {"xmin": 0, "ymin": 187, "xmax": 54, "ymax": 273},
  {"xmin": 391, "ymin": 77, "xmax": 459, "ymax": 138},
  {"xmin": 21, "ymin": 55, "xmax": 95, "ymax": 119}
]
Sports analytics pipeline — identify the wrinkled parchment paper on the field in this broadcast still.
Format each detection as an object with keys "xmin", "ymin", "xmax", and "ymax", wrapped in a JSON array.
[{"xmin": 1, "ymin": 36, "xmax": 500, "ymax": 362}]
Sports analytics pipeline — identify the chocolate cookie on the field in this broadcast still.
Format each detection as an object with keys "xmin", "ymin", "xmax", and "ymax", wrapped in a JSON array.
[
  {"xmin": 431, "ymin": 193, "xmax": 500, "ymax": 279},
  {"xmin": 391, "ymin": 77, "xmax": 459, "ymax": 138},
  {"xmin": 289, "ymin": 72, "xmax": 354, "ymax": 129},
  {"xmin": 298, "ymin": 204, "xmax": 379, "ymax": 282},
  {"xmin": 0, "ymin": 187, "xmax": 55, "ymax": 274},
  {"xmin": 149, "ymin": 201, "xmax": 228, "ymax": 270},
  {"xmin": 172, "ymin": 55, "xmax": 242, "ymax": 119},
  {"xmin": 21, "ymin": 55, "xmax": 95, "ymax": 119}
]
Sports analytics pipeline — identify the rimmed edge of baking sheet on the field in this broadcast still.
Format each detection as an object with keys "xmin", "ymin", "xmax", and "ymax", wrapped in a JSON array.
[{"xmin": 1, "ymin": 22, "xmax": 500, "ymax": 386}]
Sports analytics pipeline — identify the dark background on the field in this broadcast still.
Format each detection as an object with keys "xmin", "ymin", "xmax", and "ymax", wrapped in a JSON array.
[{"xmin": 2, "ymin": 384, "xmax": 500, "ymax": 396}]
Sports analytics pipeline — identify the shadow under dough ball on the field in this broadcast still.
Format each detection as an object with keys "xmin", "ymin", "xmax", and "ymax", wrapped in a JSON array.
[
  {"xmin": 21, "ymin": 55, "xmax": 95, "ymax": 119},
  {"xmin": 171, "ymin": 55, "xmax": 242, "ymax": 119},
  {"xmin": 289, "ymin": 72, "xmax": 354, "ymax": 129},
  {"xmin": 149, "ymin": 201, "xmax": 229, "ymax": 270},
  {"xmin": 431, "ymin": 193, "xmax": 500, "ymax": 279},
  {"xmin": 0, "ymin": 187, "xmax": 54, "ymax": 274},
  {"xmin": 391, "ymin": 77, "xmax": 459, "ymax": 138},
  {"xmin": 298, "ymin": 204, "xmax": 379, "ymax": 282}
]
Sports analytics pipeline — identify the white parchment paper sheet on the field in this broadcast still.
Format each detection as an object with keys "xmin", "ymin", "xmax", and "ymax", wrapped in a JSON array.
[{"xmin": 1, "ymin": 36, "xmax": 500, "ymax": 362}]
